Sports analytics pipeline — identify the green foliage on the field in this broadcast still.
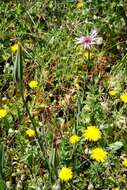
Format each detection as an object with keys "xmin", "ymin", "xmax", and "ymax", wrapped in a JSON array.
[{"xmin": 0, "ymin": 0, "xmax": 127, "ymax": 189}]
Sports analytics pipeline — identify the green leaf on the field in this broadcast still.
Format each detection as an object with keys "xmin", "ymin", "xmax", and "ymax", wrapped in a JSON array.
[
  {"xmin": 13, "ymin": 43, "xmax": 23, "ymax": 92},
  {"xmin": 49, "ymin": 147, "xmax": 59, "ymax": 180},
  {"xmin": 0, "ymin": 180, "xmax": 6, "ymax": 190},
  {"xmin": 109, "ymin": 141, "xmax": 123, "ymax": 152},
  {"xmin": 0, "ymin": 144, "xmax": 4, "ymax": 179}
]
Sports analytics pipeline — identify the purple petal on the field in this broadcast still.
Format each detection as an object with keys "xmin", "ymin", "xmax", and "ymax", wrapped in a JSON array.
[
  {"xmin": 90, "ymin": 29, "xmax": 97, "ymax": 39},
  {"xmin": 83, "ymin": 43, "xmax": 90, "ymax": 49},
  {"xmin": 75, "ymin": 36, "xmax": 85, "ymax": 44}
]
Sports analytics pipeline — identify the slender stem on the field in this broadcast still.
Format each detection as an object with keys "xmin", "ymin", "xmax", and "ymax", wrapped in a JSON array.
[
  {"xmin": 88, "ymin": 49, "xmax": 90, "ymax": 65},
  {"xmin": 20, "ymin": 90, "xmax": 43, "ymax": 152},
  {"xmin": 76, "ymin": 98, "xmax": 80, "ymax": 130},
  {"xmin": 70, "ymin": 145, "xmax": 76, "ymax": 161},
  {"xmin": 83, "ymin": 49, "xmax": 91, "ymax": 99},
  {"xmin": 19, "ymin": 90, "xmax": 52, "ymax": 177},
  {"xmin": 87, "ymin": 49, "xmax": 91, "ymax": 72},
  {"xmin": 18, "ymin": 86, "xmax": 53, "ymax": 181}
]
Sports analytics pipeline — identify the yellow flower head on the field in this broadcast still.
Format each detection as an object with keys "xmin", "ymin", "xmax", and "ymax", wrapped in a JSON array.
[
  {"xmin": 112, "ymin": 188, "xmax": 119, "ymax": 190},
  {"xmin": 109, "ymin": 90, "xmax": 118, "ymax": 96},
  {"xmin": 0, "ymin": 109, "xmax": 7, "ymax": 118},
  {"xmin": 29, "ymin": 80, "xmax": 38, "ymax": 89},
  {"xmin": 69, "ymin": 135, "xmax": 80, "ymax": 144},
  {"xmin": 26, "ymin": 129, "xmax": 35, "ymax": 137},
  {"xmin": 77, "ymin": 2, "xmax": 84, "ymax": 9},
  {"xmin": 59, "ymin": 167, "xmax": 73, "ymax": 182},
  {"xmin": 120, "ymin": 94, "xmax": 127, "ymax": 103},
  {"xmin": 122, "ymin": 158, "xmax": 127, "ymax": 167},
  {"xmin": 11, "ymin": 43, "xmax": 19, "ymax": 53},
  {"xmin": 84, "ymin": 51, "xmax": 92, "ymax": 60},
  {"xmin": 83, "ymin": 126, "xmax": 101, "ymax": 141},
  {"xmin": 91, "ymin": 147, "xmax": 108, "ymax": 162}
]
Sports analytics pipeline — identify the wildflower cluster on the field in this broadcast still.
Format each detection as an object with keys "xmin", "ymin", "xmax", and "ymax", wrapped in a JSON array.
[
  {"xmin": 1, "ymin": 2, "xmax": 127, "ymax": 189},
  {"xmin": 68, "ymin": 126, "xmax": 107, "ymax": 165},
  {"xmin": 109, "ymin": 90, "xmax": 127, "ymax": 103}
]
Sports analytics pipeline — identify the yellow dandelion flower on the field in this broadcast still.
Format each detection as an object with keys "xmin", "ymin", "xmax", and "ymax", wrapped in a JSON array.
[
  {"xmin": 29, "ymin": 80, "xmax": 38, "ymax": 89},
  {"xmin": 26, "ymin": 129, "xmax": 35, "ymax": 137},
  {"xmin": 59, "ymin": 167, "xmax": 73, "ymax": 182},
  {"xmin": 109, "ymin": 90, "xmax": 118, "ymax": 96},
  {"xmin": 112, "ymin": 188, "xmax": 119, "ymax": 190},
  {"xmin": 83, "ymin": 126, "xmax": 101, "ymax": 141},
  {"xmin": 122, "ymin": 158, "xmax": 127, "ymax": 167},
  {"xmin": 120, "ymin": 94, "xmax": 127, "ymax": 103},
  {"xmin": 84, "ymin": 51, "xmax": 92, "ymax": 60},
  {"xmin": 11, "ymin": 43, "xmax": 19, "ymax": 53},
  {"xmin": 69, "ymin": 135, "xmax": 80, "ymax": 144},
  {"xmin": 0, "ymin": 109, "xmax": 7, "ymax": 118},
  {"xmin": 91, "ymin": 147, "xmax": 108, "ymax": 162},
  {"xmin": 77, "ymin": 2, "xmax": 84, "ymax": 9}
]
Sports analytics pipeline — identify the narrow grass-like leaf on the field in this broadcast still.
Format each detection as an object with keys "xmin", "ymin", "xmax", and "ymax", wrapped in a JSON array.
[
  {"xmin": 0, "ymin": 144, "xmax": 4, "ymax": 179},
  {"xmin": 49, "ymin": 147, "xmax": 59, "ymax": 181},
  {"xmin": 112, "ymin": 53, "xmax": 127, "ymax": 75},
  {"xmin": 13, "ymin": 43, "xmax": 23, "ymax": 92}
]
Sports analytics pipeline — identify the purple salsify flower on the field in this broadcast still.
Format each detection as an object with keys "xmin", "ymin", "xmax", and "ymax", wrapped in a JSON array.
[{"xmin": 75, "ymin": 29, "xmax": 98, "ymax": 49}]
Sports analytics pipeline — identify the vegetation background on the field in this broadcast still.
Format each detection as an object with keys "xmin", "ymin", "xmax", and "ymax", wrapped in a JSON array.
[{"xmin": 0, "ymin": 0, "xmax": 127, "ymax": 189}]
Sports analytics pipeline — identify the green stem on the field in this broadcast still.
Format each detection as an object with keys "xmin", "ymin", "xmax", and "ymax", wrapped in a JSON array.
[
  {"xmin": 21, "ymin": 90, "xmax": 54, "ymax": 182},
  {"xmin": 20, "ymin": 89, "xmax": 44, "ymax": 154},
  {"xmin": 19, "ymin": 87, "xmax": 52, "ymax": 180},
  {"xmin": 88, "ymin": 49, "xmax": 90, "ymax": 65},
  {"xmin": 70, "ymin": 145, "xmax": 76, "ymax": 161},
  {"xmin": 87, "ymin": 49, "xmax": 91, "ymax": 72}
]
